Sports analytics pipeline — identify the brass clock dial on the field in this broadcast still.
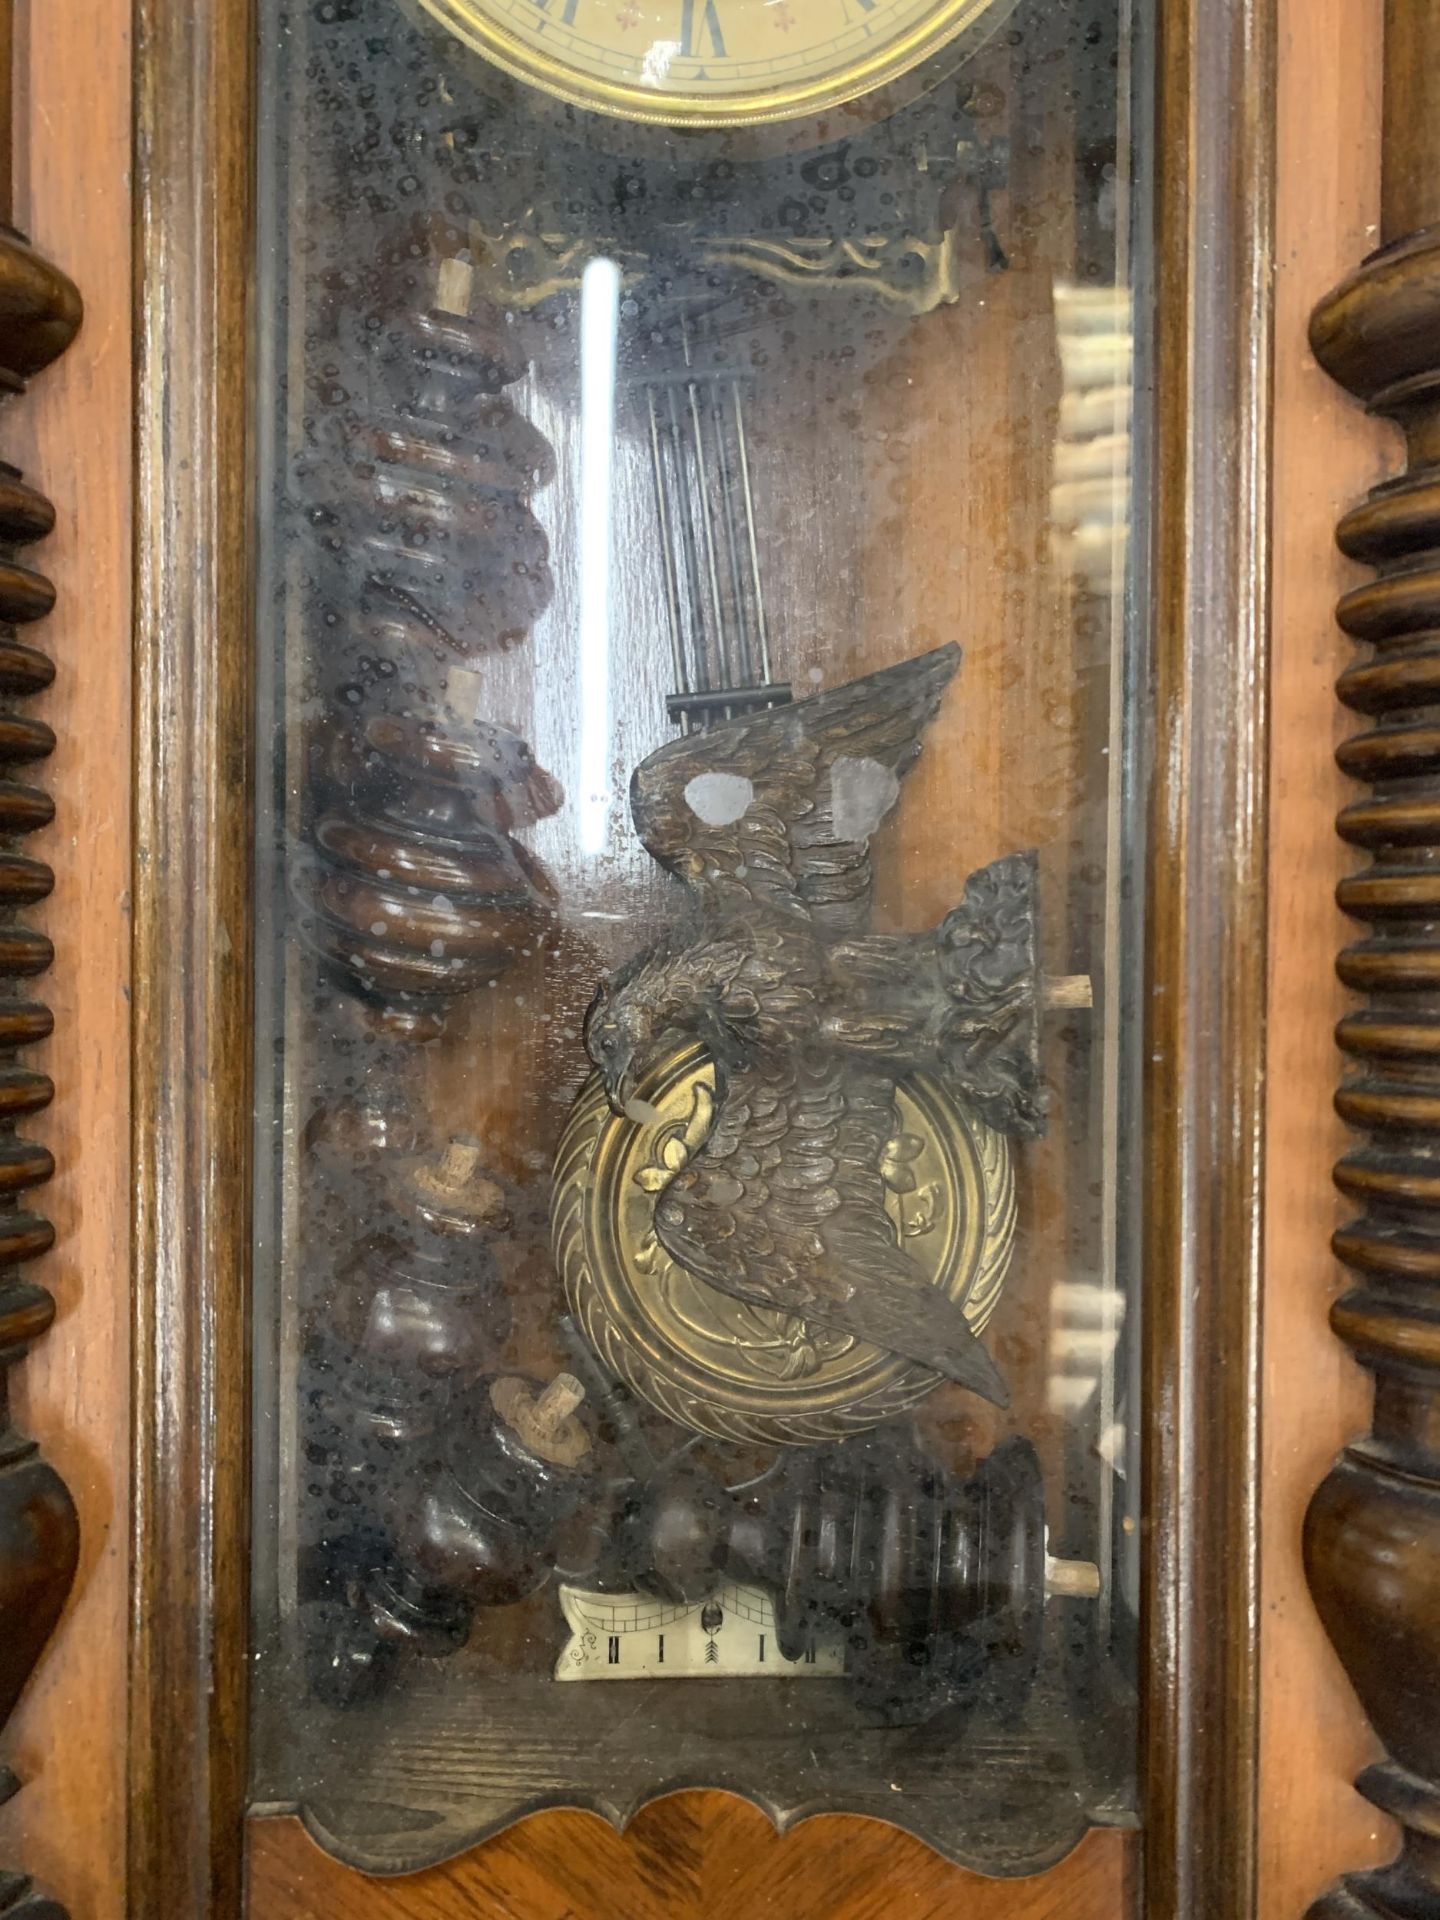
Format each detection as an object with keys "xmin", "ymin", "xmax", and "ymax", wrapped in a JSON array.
[{"xmin": 414, "ymin": 0, "xmax": 1016, "ymax": 126}]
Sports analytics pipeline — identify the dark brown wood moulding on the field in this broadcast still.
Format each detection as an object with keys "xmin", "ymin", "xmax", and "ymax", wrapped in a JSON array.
[
  {"xmin": 0, "ymin": 3, "xmax": 84, "ymax": 1918},
  {"xmin": 130, "ymin": 0, "xmax": 256, "ymax": 1911},
  {"xmin": 1305, "ymin": 1, "xmax": 1440, "ymax": 1915},
  {"xmin": 1141, "ymin": 0, "xmax": 1273, "ymax": 1914}
]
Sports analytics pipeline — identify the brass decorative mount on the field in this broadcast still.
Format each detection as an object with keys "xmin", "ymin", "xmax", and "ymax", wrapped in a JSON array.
[
  {"xmin": 556, "ymin": 1038, "xmax": 1017, "ymax": 1444},
  {"xmin": 555, "ymin": 645, "xmax": 1084, "ymax": 1441}
]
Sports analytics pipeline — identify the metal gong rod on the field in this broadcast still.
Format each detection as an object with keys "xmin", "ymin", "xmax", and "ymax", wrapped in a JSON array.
[
  {"xmin": 664, "ymin": 380, "xmax": 712, "ymax": 689},
  {"xmin": 707, "ymin": 375, "xmax": 754, "ymax": 689},
  {"xmin": 645, "ymin": 385, "xmax": 691, "ymax": 728},
  {"xmin": 681, "ymin": 359, "xmax": 732, "ymax": 703},
  {"xmin": 731, "ymin": 378, "xmax": 771, "ymax": 685},
  {"xmin": 636, "ymin": 341, "xmax": 790, "ymax": 731}
]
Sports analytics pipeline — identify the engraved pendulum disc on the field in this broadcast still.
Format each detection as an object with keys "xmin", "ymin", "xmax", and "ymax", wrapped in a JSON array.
[{"xmin": 553, "ymin": 1040, "xmax": 1015, "ymax": 1446}]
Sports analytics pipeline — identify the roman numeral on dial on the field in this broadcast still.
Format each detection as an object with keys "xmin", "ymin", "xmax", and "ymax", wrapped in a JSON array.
[{"xmin": 680, "ymin": 0, "xmax": 726, "ymax": 58}]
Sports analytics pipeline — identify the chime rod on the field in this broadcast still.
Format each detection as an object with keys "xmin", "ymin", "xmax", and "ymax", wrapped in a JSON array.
[
  {"xmin": 635, "ymin": 312, "xmax": 783, "ymax": 730},
  {"xmin": 707, "ymin": 377, "xmax": 755, "ymax": 687},
  {"xmin": 646, "ymin": 386, "xmax": 691, "ymax": 725},
  {"xmin": 731, "ymin": 381, "xmax": 772, "ymax": 684},
  {"xmin": 683, "ymin": 379, "xmax": 732, "ymax": 700},
  {"xmin": 665, "ymin": 380, "xmax": 712, "ymax": 692},
  {"xmin": 679, "ymin": 315, "xmax": 733, "ymax": 708}
]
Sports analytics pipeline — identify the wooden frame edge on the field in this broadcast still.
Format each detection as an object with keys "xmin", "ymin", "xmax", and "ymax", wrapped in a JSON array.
[
  {"xmin": 1141, "ymin": 0, "xmax": 1273, "ymax": 1912},
  {"xmin": 129, "ymin": 0, "xmax": 256, "ymax": 1910}
]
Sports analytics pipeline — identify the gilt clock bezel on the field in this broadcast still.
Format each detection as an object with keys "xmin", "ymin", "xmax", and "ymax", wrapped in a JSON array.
[{"xmin": 411, "ymin": 0, "xmax": 1017, "ymax": 127}]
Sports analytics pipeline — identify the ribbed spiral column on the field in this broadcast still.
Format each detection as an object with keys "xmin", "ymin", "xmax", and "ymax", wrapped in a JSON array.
[
  {"xmin": 1305, "ymin": 222, "xmax": 1440, "ymax": 1918},
  {"xmin": 0, "ymin": 220, "xmax": 81, "ymax": 1920}
]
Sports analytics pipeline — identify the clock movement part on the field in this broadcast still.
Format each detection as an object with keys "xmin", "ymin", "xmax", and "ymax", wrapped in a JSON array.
[
  {"xmin": 591, "ymin": 1429, "xmax": 1098, "ymax": 1722},
  {"xmin": 633, "ymin": 318, "xmax": 791, "ymax": 733},
  {"xmin": 302, "ymin": 1367, "xmax": 599, "ymax": 1704}
]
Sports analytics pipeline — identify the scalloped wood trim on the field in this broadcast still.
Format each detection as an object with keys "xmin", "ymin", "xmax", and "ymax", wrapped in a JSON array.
[{"xmin": 247, "ymin": 1800, "xmax": 1135, "ymax": 1920}]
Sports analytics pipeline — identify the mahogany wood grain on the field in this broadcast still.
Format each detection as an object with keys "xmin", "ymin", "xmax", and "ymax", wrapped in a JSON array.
[
  {"xmin": 246, "ymin": 1803, "xmax": 1135, "ymax": 1920},
  {"xmin": 0, "ymin": 3, "xmax": 130, "ymax": 1920},
  {"xmin": 1257, "ymin": 0, "xmax": 1394, "ymax": 1911},
  {"xmin": 1380, "ymin": 1, "xmax": 1440, "ymax": 240}
]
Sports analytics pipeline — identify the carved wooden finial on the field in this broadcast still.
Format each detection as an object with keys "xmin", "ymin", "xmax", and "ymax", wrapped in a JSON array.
[
  {"xmin": 433, "ymin": 252, "xmax": 474, "ymax": 317},
  {"xmin": 490, "ymin": 1372, "xmax": 591, "ymax": 1469},
  {"xmin": 433, "ymin": 1137, "xmax": 485, "ymax": 1189},
  {"xmin": 609, "ymin": 1432, "xmax": 1095, "ymax": 1723},
  {"xmin": 301, "ymin": 227, "xmax": 560, "ymax": 1039}
]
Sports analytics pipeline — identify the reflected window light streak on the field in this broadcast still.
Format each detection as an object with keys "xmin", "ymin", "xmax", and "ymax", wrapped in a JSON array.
[{"xmin": 578, "ymin": 257, "xmax": 621, "ymax": 857}]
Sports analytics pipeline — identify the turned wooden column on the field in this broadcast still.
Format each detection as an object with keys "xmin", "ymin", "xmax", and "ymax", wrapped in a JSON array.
[
  {"xmin": 0, "ymin": 6, "xmax": 83, "ymax": 1919},
  {"xmin": 1305, "ymin": 3, "xmax": 1440, "ymax": 1913}
]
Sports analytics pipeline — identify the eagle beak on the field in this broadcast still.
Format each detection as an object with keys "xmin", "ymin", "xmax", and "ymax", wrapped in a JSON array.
[
  {"xmin": 608, "ymin": 1062, "xmax": 664, "ymax": 1127},
  {"xmin": 606, "ymin": 1063, "xmax": 637, "ymax": 1118}
]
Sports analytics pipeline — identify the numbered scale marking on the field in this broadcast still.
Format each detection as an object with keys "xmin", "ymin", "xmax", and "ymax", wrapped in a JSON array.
[{"xmin": 556, "ymin": 1581, "xmax": 845, "ymax": 1680}]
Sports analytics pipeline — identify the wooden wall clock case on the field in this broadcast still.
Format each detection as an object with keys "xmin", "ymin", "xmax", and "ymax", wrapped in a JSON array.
[
  {"xmin": 0, "ymin": 0, "xmax": 1422, "ymax": 1916},
  {"xmin": 134, "ymin": 0, "xmax": 1267, "ymax": 1908}
]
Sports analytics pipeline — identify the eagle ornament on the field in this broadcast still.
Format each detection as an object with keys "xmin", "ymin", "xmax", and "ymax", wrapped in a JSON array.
[{"xmin": 565, "ymin": 643, "xmax": 1045, "ymax": 1425}]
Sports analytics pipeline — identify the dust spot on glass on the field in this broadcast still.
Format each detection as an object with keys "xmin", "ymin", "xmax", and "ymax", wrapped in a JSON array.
[
  {"xmin": 684, "ymin": 771, "xmax": 753, "ymax": 827},
  {"xmin": 830, "ymin": 755, "xmax": 900, "ymax": 841}
]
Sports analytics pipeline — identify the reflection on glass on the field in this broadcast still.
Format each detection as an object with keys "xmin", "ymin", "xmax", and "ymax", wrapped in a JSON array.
[
  {"xmin": 578, "ymin": 256, "xmax": 620, "ymax": 856},
  {"xmin": 249, "ymin": 0, "xmax": 1149, "ymax": 1876}
]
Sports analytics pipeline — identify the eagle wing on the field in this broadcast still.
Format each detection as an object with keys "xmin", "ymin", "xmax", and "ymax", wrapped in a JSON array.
[
  {"xmin": 630, "ymin": 643, "xmax": 960, "ymax": 943},
  {"xmin": 652, "ymin": 1050, "xmax": 1008, "ymax": 1408}
]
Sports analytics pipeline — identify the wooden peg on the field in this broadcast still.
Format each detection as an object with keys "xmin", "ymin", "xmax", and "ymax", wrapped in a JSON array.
[{"xmin": 1042, "ymin": 973, "xmax": 1093, "ymax": 1010}]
